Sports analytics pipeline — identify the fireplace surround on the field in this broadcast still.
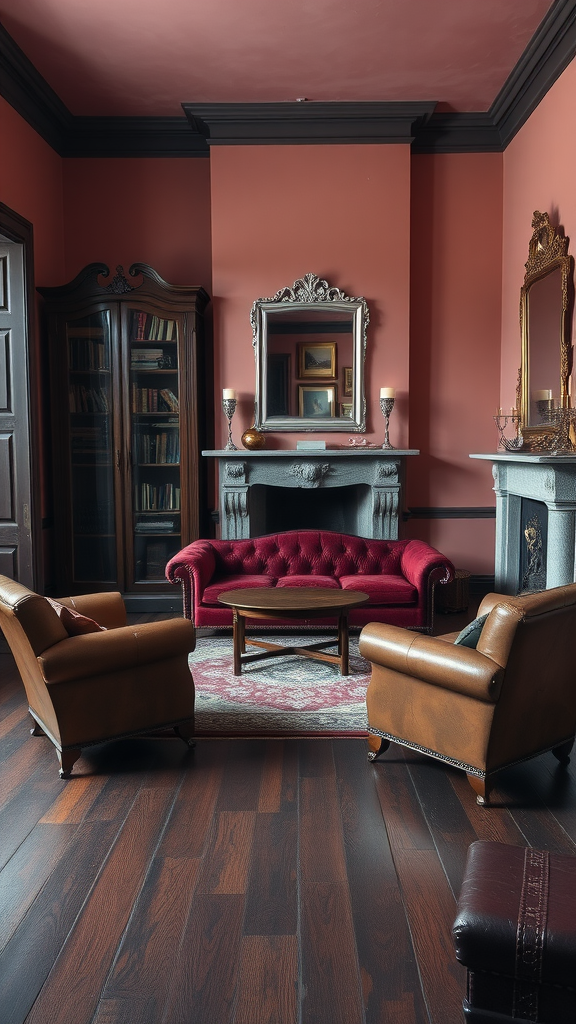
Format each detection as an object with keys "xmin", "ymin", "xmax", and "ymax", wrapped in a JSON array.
[
  {"xmin": 471, "ymin": 452, "xmax": 576, "ymax": 593},
  {"xmin": 203, "ymin": 449, "xmax": 419, "ymax": 540}
]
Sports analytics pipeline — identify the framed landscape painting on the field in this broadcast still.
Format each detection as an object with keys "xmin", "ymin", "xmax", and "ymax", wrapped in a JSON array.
[
  {"xmin": 298, "ymin": 342, "xmax": 336, "ymax": 379},
  {"xmin": 298, "ymin": 385, "xmax": 336, "ymax": 417},
  {"xmin": 342, "ymin": 366, "xmax": 353, "ymax": 396}
]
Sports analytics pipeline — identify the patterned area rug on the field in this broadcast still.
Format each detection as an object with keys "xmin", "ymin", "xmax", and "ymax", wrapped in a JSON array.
[{"xmin": 189, "ymin": 633, "xmax": 371, "ymax": 736}]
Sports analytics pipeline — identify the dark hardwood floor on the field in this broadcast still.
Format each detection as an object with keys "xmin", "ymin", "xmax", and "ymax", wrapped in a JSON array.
[{"xmin": 1, "ymin": 608, "xmax": 576, "ymax": 1024}]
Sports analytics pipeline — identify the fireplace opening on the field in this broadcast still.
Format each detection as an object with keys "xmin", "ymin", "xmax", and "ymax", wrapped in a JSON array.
[
  {"xmin": 520, "ymin": 497, "xmax": 548, "ymax": 593},
  {"xmin": 249, "ymin": 483, "xmax": 372, "ymax": 537}
]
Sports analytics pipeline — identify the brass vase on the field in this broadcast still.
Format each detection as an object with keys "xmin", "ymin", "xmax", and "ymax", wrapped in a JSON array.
[{"xmin": 241, "ymin": 426, "xmax": 266, "ymax": 450}]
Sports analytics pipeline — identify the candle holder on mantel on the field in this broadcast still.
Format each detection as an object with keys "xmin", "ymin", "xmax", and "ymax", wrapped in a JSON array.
[
  {"xmin": 494, "ymin": 410, "xmax": 524, "ymax": 451},
  {"xmin": 380, "ymin": 390, "xmax": 396, "ymax": 449},
  {"xmin": 222, "ymin": 392, "xmax": 238, "ymax": 451}
]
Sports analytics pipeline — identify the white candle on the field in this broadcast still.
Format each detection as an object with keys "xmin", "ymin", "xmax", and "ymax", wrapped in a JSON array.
[
  {"xmin": 222, "ymin": 388, "xmax": 236, "ymax": 400},
  {"xmin": 380, "ymin": 387, "xmax": 396, "ymax": 399}
]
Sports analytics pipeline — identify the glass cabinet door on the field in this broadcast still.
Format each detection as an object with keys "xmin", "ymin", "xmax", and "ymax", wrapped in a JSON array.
[
  {"xmin": 67, "ymin": 311, "xmax": 117, "ymax": 584},
  {"xmin": 129, "ymin": 309, "xmax": 182, "ymax": 585}
]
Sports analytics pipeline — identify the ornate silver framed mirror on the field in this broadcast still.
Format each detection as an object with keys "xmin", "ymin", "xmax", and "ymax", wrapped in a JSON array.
[{"xmin": 251, "ymin": 273, "xmax": 369, "ymax": 432}]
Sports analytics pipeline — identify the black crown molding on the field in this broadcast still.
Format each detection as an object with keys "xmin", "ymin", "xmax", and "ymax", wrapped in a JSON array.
[
  {"xmin": 1, "ymin": 1, "xmax": 576, "ymax": 156},
  {"xmin": 182, "ymin": 101, "xmax": 436, "ymax": 146}
]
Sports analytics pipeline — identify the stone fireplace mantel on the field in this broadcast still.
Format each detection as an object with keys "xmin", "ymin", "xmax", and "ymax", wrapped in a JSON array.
[
  {"xmin": 203, "ymin": 448, "xmax": 419, "ymax": 540},
  {"xmin": 470, "ymin": 452, "xmax": 576, "ymax": 593}
]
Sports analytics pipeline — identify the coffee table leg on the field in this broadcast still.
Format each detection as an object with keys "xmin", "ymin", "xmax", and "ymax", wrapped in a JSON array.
[
  {"xmin": 233, "ymin": 609, "xmax": 244, "ymax": 675},
  {"xmin": 338, "ymin": 611, "xmax": 349, "ymax": 675}
]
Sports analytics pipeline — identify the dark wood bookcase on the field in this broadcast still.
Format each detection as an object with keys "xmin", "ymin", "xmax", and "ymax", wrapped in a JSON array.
[{"xmin": 39, "ymin": 263, "xmax": 211, "ymax": 604}]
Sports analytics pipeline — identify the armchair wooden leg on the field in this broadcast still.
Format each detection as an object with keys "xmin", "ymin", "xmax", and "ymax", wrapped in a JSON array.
[
  {"xmin": 368, "ymin": 734, "xmax": 390, "ymax": 762},
  {"xmin": 552, "ymin": 738, "xmax": 573, "ymax": 765},
  {"xmin": 30, "ymin": 717, "xmax": 45, "ymax": 737},
  {"xmin": 175, "ymin": 720, "xmax": 196, "ymax": 748},
  {"xmin": 58, "ymin": 747, "xmax": 82, "ymax": 779},
  {"xmin": 467, "ymin": 773, "xmax": 491, "ymax": 806}
]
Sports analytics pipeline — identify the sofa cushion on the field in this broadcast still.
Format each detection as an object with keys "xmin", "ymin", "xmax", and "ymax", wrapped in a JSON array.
[
  {"xmin": 275, "ymin": 575, "xmax": 340, "ymax": 589},
  {"xmin": 339, "ymin": 574, "xmax": 417, "ymax": 606},
  {"xmin": 202, "ymin": 575, "xmax": 276, "ymax": 606}
]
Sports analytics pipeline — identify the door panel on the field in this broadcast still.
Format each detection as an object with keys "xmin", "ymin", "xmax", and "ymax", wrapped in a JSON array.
[{"xmin": 0, "ymin": 240, "xmax": 33, "ymax": 585}]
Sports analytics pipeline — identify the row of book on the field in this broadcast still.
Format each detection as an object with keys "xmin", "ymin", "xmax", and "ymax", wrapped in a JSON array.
[
  {"xmin": 69, "ymin": 337, "xmax": 109, "ymax": 372},
  {"xmin": 131, "ymin": 311, "xmax": 177, "ymax": 341},
  {"xmin": 135, "ymin": 483, "xmax": 181, "ymax": 511},
  {"xmin": 69, "ymin": 384, "xmax": 110, "ymax": 414},
  {"xmin": 71, "ymin": 425, "xmax": 110, "ymax": 456},
  {"xmin": 130, "ymin": 347, "xmax": 165, "ymax": 369},
  {"xmin": 131, "ymin": 386, "xmax": 179, "ymax": 413},
  {"xmin": 136, "ymin": 431, "xmax": 180, "ymax": 464}
]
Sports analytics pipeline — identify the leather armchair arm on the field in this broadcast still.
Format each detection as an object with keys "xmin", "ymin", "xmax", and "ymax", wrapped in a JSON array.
[
  {"xmin": 57, "ymin": 591, "xmax": 127, "ymax": 629},
  {"xmin": 38, "ymin": 617, "xmax": 195, "ymax": 685},
  {"xmin": 359, "ymin": 622, "xmax": 503, "ymax": 702}
]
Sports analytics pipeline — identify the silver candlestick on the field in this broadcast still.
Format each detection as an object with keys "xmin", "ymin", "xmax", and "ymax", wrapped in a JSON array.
[
  {"xmin": 493, "ymin": 410, "xmax": 524, "ymax": 451},
  {"xmin": 222, "ymin": 397, "xmax": 238, "ymax": 450},
  {"xmin": 380, "ymin": 397, "xmax": 396, "ymax": 449}
]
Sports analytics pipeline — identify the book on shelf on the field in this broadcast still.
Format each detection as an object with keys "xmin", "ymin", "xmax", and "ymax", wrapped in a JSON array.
[
  {"xmin": 136, "ymin": 482, "xmax": 181, "ymax": 512},
  {"xmin": 130, "ymin": 310, "xmax": 177, "ymax": 342},
  {"xmin": 131, "ymin": 347, "xmax": 163, "ymax": 369},
  {"xmin": 68, "ymin": 337, "xmax": 108, "ymax": 371},
  {"xmin": 136, "ymin": 430, "xmax": 180, "ymax": 464},
  {"xmin": 69, "ymin": 384, "xmax": 109, "ymax": 413},
  {"xmin": 159, "ymin": 388, "xmax": 179, "ymax": 411}
]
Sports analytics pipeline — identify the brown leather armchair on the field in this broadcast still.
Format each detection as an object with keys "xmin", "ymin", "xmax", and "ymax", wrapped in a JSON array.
[
  {"xmin": 359, "ymin": 583, "xmax": 576, "ymax": 804},
  {"xmin": 0, "ymin": 576, "xmax": 196, "ymax": 778}
]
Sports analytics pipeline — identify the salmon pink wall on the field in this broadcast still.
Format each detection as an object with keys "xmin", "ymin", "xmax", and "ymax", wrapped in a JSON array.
[
  {"xmin": 0, "ymin": 96, "xmax": 65, "ymax": 283},
  {"xmin": 62, "ymin": 158, "xmax": 212, "ymax": 289},
  {"xmin": 407, "ymin": 153, "xmax": 502, "ymax": 574},
  {"xmin": 209, "ymin": 145, "xmax": 411, "ymax": 450},
  {"xmin": 502, "ymin": 56, "xmax": 576, "ymax": 413}
]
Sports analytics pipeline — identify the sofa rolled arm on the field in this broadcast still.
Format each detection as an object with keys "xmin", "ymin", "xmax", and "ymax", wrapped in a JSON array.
[
  {"xmin": 400, "ymin": 540, "xmax": 454, "ymax": 591},
  {"xmin": 39, "ymin": 617, "xmax": 196, "ymax": 685},
  {"xmin": 359, "ymin": 622, "xmax": 503, "ymax": 703},
  {"xmin": 166, "ymin": 540, "xmax": 217, "ymax": 620}
]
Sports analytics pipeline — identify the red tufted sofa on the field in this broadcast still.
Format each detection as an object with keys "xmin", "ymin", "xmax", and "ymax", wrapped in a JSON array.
[{"xmin": 166, "ymin": 530, "xmax": 454, "ymax": 632}]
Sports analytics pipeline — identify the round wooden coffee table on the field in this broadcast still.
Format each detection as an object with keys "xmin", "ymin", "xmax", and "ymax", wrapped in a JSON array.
[{"xmin": 217, "ymin": 587, "xmax": 370, "ymax": 676}]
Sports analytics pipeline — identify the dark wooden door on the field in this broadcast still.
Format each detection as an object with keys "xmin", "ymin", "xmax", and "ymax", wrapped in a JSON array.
[{"xmin": 0, "ymin": 235, "xmax": 34, "ymax": 585}]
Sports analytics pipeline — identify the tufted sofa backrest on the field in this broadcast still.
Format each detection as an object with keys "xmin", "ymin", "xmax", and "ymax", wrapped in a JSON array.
[{"xmin": 210, "ymin": 530, "xmax": 409, "ymax": 578}]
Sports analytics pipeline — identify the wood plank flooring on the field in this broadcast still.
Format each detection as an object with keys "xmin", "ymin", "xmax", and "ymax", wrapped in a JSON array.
[{"xmin": 1, "ymin": 619, "xmax": 576, "ymax": 1024}]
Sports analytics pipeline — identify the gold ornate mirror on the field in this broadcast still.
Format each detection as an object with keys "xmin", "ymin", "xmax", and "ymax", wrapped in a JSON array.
[{"xmin": 519, "ymin": 211, "xmax": 574, "ymax": 451}]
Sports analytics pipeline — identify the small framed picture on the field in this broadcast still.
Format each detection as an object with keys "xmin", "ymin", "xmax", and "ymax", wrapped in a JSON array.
[
  {"xmin": 298, "ymin": 342, "xmax": 337, "ymax": 379},
  {"xmin": 342, "ymin": 366, "xmax": 353, "ymax": 396},
  {"xmin": 340, "ymin": 402, "xmax": 353, "ymax": 419},
  {"xmin": 298, "ymin": 385, "xmax": 336, "ymax": 418}
]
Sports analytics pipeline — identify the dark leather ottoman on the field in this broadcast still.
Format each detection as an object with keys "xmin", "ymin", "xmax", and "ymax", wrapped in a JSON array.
[{"xmin": 452, "ymin": 841, "xmax": 576, "ymax": 1023}]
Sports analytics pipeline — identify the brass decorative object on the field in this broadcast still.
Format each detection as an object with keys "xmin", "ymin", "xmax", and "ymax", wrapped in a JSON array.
[
  {"xmin": 518, "ymin": 211, "xmax": 575, "ymax": 452},
  {"xmin": 241, "ymin": 426, "xmax": 266, "ymax": 450}
]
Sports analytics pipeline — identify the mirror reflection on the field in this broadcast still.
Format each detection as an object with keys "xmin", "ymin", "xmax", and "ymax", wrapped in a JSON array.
[
  {"xmin": 519, "ymin": 211, "xmax": 574, "ymax": 450},
  {"xmin": 526, "ymin": 267, "xmax": 563, "ymax": 427},
  {"xmin": 251, "ymin": 274, "xmax": 369, "ymax": 432}
]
